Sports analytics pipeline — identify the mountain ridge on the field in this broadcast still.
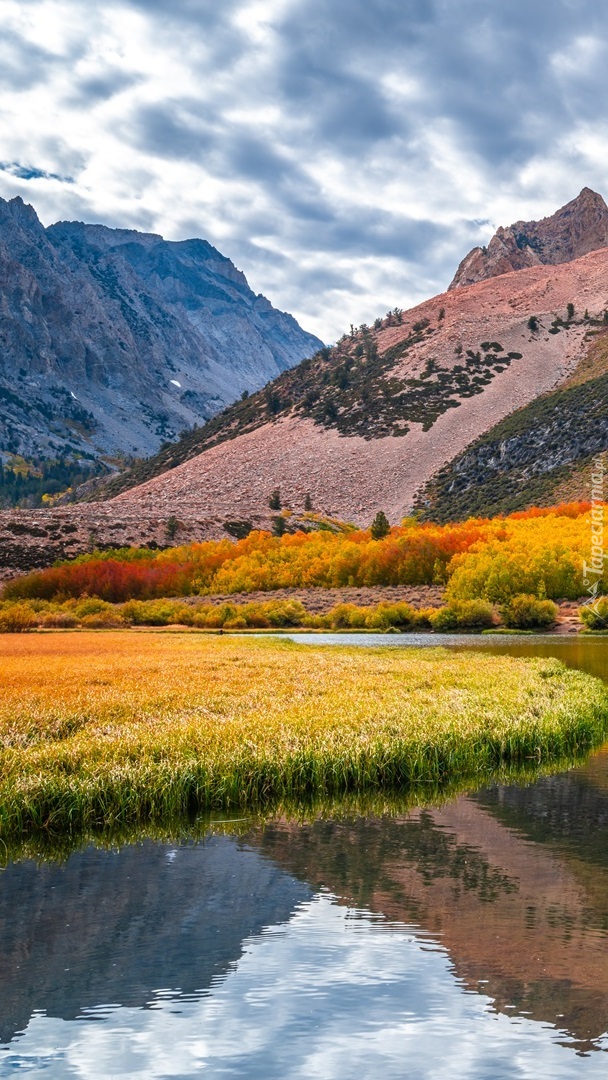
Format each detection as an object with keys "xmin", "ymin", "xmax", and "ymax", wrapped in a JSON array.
[{"xmin": 0, "ymin": 196, "xmax": 322, "ymax": 468}]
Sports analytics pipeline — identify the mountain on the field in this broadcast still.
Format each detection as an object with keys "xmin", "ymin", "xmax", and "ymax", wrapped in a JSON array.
[
  {"xmin": 450, "ymin": 187, "xmax": 608, "ymax": 289},
  {"xmin": 0, "ymin": 196, "xmax": 322, "ymax": 465},
  {"xmin": 86, "ymin": 239, "xmax": 608, "ymax": 529},
  {"xmin": 2, "ymin": 188, "xmax": 608, "ymax": 573}
]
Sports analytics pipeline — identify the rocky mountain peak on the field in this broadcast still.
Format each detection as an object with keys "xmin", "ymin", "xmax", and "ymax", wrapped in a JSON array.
[
  {"xmin": 0, "ymin": 199, "xmax": 322, "ymax": 466},
  {"xmin": 449, "ymin": 187, "xmax": 608, "ymax": 290}
]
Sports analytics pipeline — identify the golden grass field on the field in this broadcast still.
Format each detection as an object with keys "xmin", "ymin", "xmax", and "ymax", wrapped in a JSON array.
[{"xmin": 0, "ymin": 632, "xmax": 607, "ymax": 841}]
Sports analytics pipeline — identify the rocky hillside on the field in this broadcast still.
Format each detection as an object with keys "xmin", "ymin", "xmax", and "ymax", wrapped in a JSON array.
[
  {"xmin": 416, "ymin": 331, "xmax": 608, "ymax": 521},
  {"xmin": 450, "ymin": 187, "xmax": 608, "ymax": 290},
  {"xmin": 88, "ymin": 243, "xmax": 608, "ymax": 528},
  {"xmin": 0, "ymin": 196, "xmax": 321, "ymax": 467}
]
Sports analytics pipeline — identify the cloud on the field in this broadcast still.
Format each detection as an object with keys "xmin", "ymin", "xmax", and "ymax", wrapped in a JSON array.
[
  {"xmin": 0, "ymin": 27, "xmax": 60, "ymax": 89},
  {"xmin": 0, "ymin": 0, "xmax": 608, "ymax": 340}
]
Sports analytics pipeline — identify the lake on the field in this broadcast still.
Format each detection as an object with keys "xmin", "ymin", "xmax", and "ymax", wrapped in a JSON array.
[{"xmin": 1, "ymin": 635, "xmax": 607, "ymax": 1078}]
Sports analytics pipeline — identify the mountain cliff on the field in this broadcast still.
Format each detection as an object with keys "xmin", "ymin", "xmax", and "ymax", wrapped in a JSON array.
[
  {"xmin": 450, "ymin": 187, "xmax": 608, "ymax": 290},
  {"xmin": 0, "ymin": 196, "xmax": 322, "ymax": 465}
]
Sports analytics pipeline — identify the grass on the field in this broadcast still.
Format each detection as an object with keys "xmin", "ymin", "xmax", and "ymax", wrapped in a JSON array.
[{"xmin": 0, "ymin": 633, "xmax": 606, "ymax": 844}]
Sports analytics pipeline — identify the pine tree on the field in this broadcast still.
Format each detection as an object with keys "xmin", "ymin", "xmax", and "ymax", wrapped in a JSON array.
[
  {"xmin": 370, "ymin": 511, "xmax": 390, "ymax": 539},
  {"xmin": 166, "ymin": 515, "xmax": 179, "ymax": 542}
]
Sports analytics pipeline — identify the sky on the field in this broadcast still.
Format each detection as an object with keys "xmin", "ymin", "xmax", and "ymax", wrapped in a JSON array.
[{"xmin": 1, "ymin": 1, "xmax": 608, "ymax": 341}]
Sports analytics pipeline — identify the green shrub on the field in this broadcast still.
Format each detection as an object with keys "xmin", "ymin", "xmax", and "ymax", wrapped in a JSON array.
[
  {"xmin": 580, "ymin": 597, "xmax": 608, "ymax": 630},
  {"xmin": 430, "ymin": 599, "xmax": 496, "ymax": 632},
  {"xmin": 261, "ymin": 600, "xmax": 308, "ymax": 627},
  {"xmin": 325, "ymin": 603, "xmax": 364, "ymax": 629},
  {"xmin": 223, "ymin": 520, "xmax": 253, "ymax": 540},
  {"xmin": 121, "ymin": 600, "xmax": 194, "ymax": 626},
  {"xmin": 500, "ymin": 594, "xmax": 558, "ymax": 629},
  {"xmin": 73, "ymin": 598, "xmax": 115, "ymax": 618}
]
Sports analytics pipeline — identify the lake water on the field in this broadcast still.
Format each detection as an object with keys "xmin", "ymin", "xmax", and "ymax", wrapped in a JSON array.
[{"xmin": 1, "ymin": 636, "xmax": 608, "ymax": 1078}]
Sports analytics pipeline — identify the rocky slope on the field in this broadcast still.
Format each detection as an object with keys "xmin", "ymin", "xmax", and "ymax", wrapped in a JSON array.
[
  {"xmin": 94, "ymin": 244, "xmax": 608, "ymax": 527},
  {"xmin": 0, "ymin": 196, "xmax": 321, "ymax": 465},
  {"xmin": 416, "ymin": 331, "xmax": 608, "ymax": 521},
  {"xmin": 449, "ymin": 187, "xmax": 608, "ymax": 290}
]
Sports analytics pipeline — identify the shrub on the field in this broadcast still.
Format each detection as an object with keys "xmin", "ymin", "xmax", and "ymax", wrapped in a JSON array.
[
  {"xmin": 500, "ymin": 594, "xmax": 558, "ymax": 629},
  {"xmin": 268, "ymin": 489, "xmax": 281, "ymax": 510},
  {"xmin": 166, "ymin": 516, "xmax": 179, "ymax": 542},
  {"xmin": 121, "ymin": 600, "xmax": 193, "ymax": 626},
  {"xmin": 39, "ymin": 611, "xmax": 79, "ymax": 628},
  {"xmin": 328, "ymin": 603, "xmax": 367, "ymax": 629},
  {"xmin": 527, "ymin": 316, "xmax": 539, "ymax": 332},
  {"xmin": 79, "ymin": 612, "xmax": 127, "ymax": 629},
  {"xmin": 264, "ymin": 600, "xmax": 309, "ymax": 627},
  {"xmin": 0, "ymin": 603, "xmax": 37, "ymax": 632},
  {"xmin": 430, "ymin": 599, "xmax": 495, "ymax": 632},
  {"xmin": 223, "ymin": 520, "xmax": 253, "ymax": 540},
  {"xmin": 73, "ymin": 598, "xmax": 115, "ymax": 618},
  {"xmin": 580, "ymin": 598, "xmax": 608, "ymax": 630},
  {"xmin": 2, "ymin": 502, "xmax": 597, "ymax": 602}
]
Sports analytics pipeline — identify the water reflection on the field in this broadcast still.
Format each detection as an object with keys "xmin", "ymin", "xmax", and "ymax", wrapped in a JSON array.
[
  {"xmin": 4, "ymin": 895, "xmax": 606, "ymax": 1080},
  {"xmin": 2, "ymin": 748, "xmax": 608, "ymax": 1075}
]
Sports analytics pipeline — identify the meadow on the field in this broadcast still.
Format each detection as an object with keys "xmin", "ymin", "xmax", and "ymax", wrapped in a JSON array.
[{"xmin": 0, "ymin": 633, "xmax": 606, "ymax": 841}]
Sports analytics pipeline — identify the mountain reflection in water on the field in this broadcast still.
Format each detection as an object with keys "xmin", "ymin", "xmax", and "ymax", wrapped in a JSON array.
[{"xmin": 1, "ymin": 748, "xmax": 608, "ymax": 1076}]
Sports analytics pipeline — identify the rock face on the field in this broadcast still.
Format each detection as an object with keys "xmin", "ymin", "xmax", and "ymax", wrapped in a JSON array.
[
  {"xmin": 0, "ymin": 196, "xmax": 322, "ymax": 462},
  {"xmin": 449, "ymin": 187, "xmax": 608, "ymax": 290}
]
